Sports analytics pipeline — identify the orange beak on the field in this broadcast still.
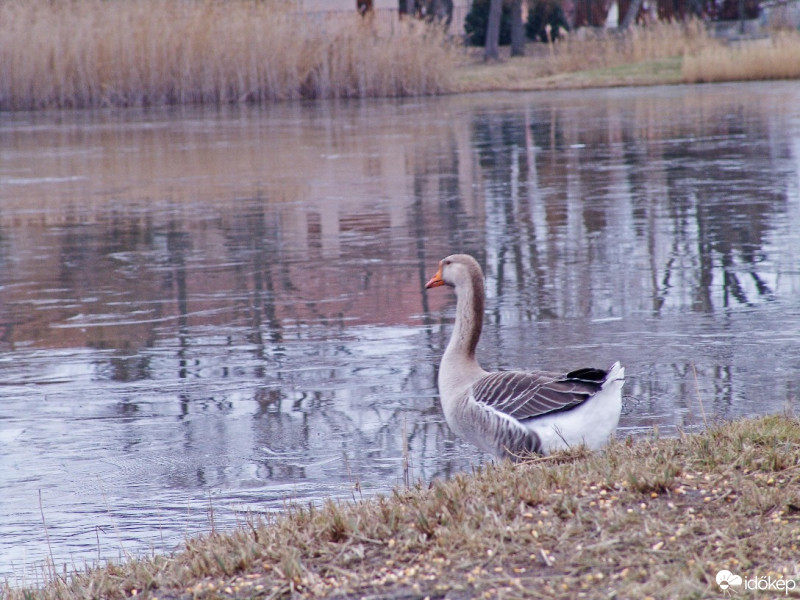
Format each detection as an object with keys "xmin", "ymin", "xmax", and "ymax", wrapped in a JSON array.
[{"xmin": 425, "ymin": 262, "xmax": 445, "ymax": 289}]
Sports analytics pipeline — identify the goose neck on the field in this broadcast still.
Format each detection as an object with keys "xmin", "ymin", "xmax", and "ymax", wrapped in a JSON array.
[{"xmin": 444, "ymin": 276, "xmax": 484, "ymax": 362}]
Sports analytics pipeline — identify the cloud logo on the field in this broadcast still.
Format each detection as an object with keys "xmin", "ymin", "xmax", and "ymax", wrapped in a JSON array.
[{"xmin": 716, "ymin": 569, "xmax": 743, "ymax": 591}]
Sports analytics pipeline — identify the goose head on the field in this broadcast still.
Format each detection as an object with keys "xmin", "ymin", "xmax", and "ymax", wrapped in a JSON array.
[{"xmin": 424, "ymin": 254, "xmax": 484, "ymax": 292}]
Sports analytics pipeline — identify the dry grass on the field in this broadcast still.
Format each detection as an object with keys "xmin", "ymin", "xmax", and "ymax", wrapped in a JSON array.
[
  {"xmin": 452, "ymin": 21, "xmax": 714, "ymax": 92},
  {"xmin": 542, "ymin": 20, "xmax": 712, "ymax": 75},
  {"xmin": 5, "ymin": 414, "xmax": 800, "ymax": 599},
  {"xmin": 0, "ymin": 0, "xmax": 456, "ymax": 110},
  {"xmin": 3, "ymin": 2, "xmax": 799, "ymax": 110},
  {"xmin": 683, "ymin": 31, "xmax": 800, "ymax": 83},
  {"xmin": 454, "ymin": 21, "xmax": 800, "ymax": 92}
]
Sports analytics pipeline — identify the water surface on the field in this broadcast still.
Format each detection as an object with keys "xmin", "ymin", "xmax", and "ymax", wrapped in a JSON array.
[{"xmin": 2, "ymin": 82, "xmax": 800, "ymax": 580}]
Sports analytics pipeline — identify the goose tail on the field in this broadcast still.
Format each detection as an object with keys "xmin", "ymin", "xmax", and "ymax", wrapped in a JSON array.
[{"xmin": 529, "ymin": 361, "xmax": 624, "ymax": 454}]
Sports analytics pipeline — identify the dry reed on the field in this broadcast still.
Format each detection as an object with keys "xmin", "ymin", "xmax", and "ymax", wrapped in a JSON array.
[
  {"xmin": 0, "ymin": 0, "xmax": 456, "ymax": 110},
  {"xmin": 683, "ymin": 31, "xmax": 800, "ymax": 82},
  {"xmin": 543, "ymin": 20, "xmax": 714, "ymax": 74}
]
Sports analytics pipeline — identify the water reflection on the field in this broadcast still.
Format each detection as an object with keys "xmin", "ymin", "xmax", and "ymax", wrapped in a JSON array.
[{"xmin": 1, "ymin": 82, "xmax": 800, "ymax": 579}]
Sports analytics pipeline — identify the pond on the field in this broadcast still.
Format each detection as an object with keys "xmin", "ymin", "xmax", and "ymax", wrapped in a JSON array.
[{"xmin": 2, "ymin": 81, "xmax": 800, "ymax": 580}]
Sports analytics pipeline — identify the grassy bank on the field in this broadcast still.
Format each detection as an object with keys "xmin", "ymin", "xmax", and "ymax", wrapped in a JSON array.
[
  {"xmin": 5, "ymin": 414, "xmax": 800, "ymax": 599},
  {"xmin": 453, "ymin": 22, "xmax": 800, "ymax": 92}
]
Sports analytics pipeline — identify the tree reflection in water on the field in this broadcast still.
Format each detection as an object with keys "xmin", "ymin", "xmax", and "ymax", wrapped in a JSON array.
[{"xmin": 1, "ymin": 83, "xmax": 799, "ymax": 577}]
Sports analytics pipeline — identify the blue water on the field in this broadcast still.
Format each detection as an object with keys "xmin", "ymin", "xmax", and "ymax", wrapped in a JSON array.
[{"xmin": 2, "ymin": 82, "xmax": 800, "ymax": 581}]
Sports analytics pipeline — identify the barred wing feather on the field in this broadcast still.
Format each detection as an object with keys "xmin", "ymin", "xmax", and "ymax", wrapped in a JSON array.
[{"xmin": 470, "ymin": 368, "xmax": 609, "ymax": 421}]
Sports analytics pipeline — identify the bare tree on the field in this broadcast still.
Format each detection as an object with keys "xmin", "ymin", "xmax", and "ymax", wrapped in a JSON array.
[
  {"xmin": 510, "ymin": 0, "xmax": 525, "ymax": 56},
  {"xmin": 484, "ymin": 0, "xmax": 503, "ymax": 60},
  {"xmin": 620, "ymin": 0, "xmax": 643, "ymax": 28}
]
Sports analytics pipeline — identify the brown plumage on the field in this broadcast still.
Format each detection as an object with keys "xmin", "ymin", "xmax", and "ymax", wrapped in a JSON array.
[{"xmin": 425, "ymin": 254, "xmax": 624, "ymax": 460}]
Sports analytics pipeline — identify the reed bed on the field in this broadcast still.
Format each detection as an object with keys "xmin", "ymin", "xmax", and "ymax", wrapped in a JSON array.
[
  {"xmin": 4, "ymin": 0, "xmax": 798, "ymax": 112},
  {"xmin": 0, "ymin": 0, "xmax": 457, "ymax": 110},
  {"xmin": 683, "ymin": 31, "xmax": 800, "ymax": 83}
]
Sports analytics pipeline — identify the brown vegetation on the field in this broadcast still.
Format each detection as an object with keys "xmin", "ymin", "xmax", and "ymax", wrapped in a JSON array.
[
  {"xmin": 2, "ymin": 0, "xmax": 800, "ymax": 110},
  {"xmin": 683, "ymin": 32, "xmax": 800, "ymax": 82},
  {"xmin": 454, "ymin": 22, "xmax": 800, "ymax": 92},
  {"xmin": 5, "ymin": 415, "xmax": 800, "ymax": 598},
  {"xmin": 0, "ymin": 0, "xmax": 456, "ymax": 110},
  {"xmin": 541, "ymin": 20, "xmax": 712, "ymax": 75},
  {"xmin": 452, "ymin": 21, "xmax": 708, "ymax": 92}
]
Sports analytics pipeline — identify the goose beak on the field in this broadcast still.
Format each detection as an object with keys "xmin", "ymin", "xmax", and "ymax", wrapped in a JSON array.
[{"xmin": 425, "ymin": 263, "xmax": 445, "ymax": 289}]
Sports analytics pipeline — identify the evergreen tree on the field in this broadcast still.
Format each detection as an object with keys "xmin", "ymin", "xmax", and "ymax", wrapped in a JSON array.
[{"xmin": 464, "ymin": 0, "xmax": 513, "ymax": 46}]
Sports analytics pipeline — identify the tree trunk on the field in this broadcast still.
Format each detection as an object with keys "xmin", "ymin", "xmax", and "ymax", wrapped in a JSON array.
[
  {"xmin": 510, "ymin": 0, "xmax": 525, "ymax": 56},
  {"xmin": 484, "ymin": 0, "xmax": 503, "ymax": 61},
  {"xmin": 738, "ymin": 0, "xmax": 745, "ymax": 34},
  {"xmin": 399, "ymin": 0, "xmax": 415, "ymax": 16},
  {"xmin": 620, "ymin": 0, "xmax": 643, "ymax": 28}
]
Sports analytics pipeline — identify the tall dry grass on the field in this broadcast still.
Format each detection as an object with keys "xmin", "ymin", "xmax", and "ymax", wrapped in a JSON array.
[
  {"xmin": 542, "ymin": 20, "xmax": 800, "ymax": 84},
  {"xmin": 0, "ymin": 0, "xmax": 457, "ymax": 110},
  {"xmin": 542, "ymin": 20, "xmax": 715, "ymax": 74},
  {"xmin": 683, "ymin": 31, "xmax": 800, "ymax": 82}
]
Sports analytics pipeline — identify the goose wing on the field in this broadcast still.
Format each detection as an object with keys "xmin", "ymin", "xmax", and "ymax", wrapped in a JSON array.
[{"xmin": 470, "ymin": 367, "xmax": 610, "ymax": 421}]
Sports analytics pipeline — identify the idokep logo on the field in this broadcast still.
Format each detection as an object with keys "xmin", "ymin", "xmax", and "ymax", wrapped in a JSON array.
[
  {"xmin": 716, "ymin": 569, "xmax": 797, "ymax": 595},
  {"xmin": 716, "ymin": 570, "xmax": 743, "ymax": 595}
]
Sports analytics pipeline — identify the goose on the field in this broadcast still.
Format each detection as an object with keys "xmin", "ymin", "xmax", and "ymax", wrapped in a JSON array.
[{"xmin": 425, "ymin": 254, "xmax": 624, "ymax": 460}]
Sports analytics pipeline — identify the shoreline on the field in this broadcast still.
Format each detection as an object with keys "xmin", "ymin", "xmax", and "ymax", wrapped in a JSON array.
[
  {"xmin": 5, "ymin": 414, "xmax": 799, "ymax": 598},
  {"xmin": 2, "ymin": 0, "xmax": 799, "ymax": 112}
]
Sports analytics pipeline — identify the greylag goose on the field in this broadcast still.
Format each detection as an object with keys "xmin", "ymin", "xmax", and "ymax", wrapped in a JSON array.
[{"xmin": 425, "ymin": 254, "xmax": 624, "ymax": 460}]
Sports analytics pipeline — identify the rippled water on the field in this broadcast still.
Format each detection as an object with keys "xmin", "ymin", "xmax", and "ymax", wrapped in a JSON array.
[{"xmin": 2, "ymin": 82, "xmax": 800, "ymax": 580}]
